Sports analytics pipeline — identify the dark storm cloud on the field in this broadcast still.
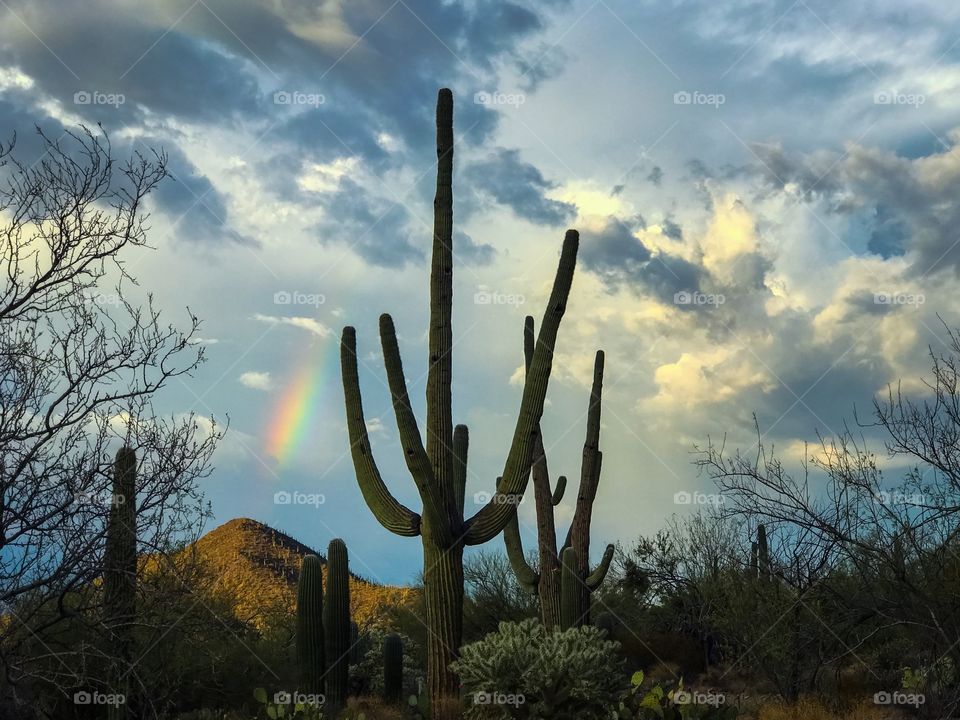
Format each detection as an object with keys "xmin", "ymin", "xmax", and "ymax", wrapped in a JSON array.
[
  {"xmin": 0, "ymin": 0, "xmax": 567, "ymax": 263},
  {"xmin": 580, "ymin": 216, "xmax": 704, "ymax": 305},
  {"xmin": 146, "ymin": 140, "xmax": 255, "ymax": 246},
  {"xmin": 463, "ymin": 148, "xmax": 576, "ymax": 226},
  {"xmin": 314, "ymin": 178, "xmax": 422, "ymax": 268},
  {"xmin": 748, "ymin": 141, "xmax": 960, "ymax": 276}
]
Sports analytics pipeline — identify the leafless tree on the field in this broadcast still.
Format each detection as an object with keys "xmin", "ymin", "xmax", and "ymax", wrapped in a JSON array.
[
  {"xmin": 0, "ymin": 126, "xmax": 222, "ymax": 711},
  {"xmin": 698, "ymin": 323, "xmax": 960, "ymax": 713}
]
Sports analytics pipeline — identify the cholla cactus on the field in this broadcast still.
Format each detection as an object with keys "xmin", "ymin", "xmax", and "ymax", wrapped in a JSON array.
[
  {"xmin": 339, "ymin": 89, "xmax": 579, "ymax": 718},
  {"xmin": 503, "ymin": 319, "xmax": 614, "ymax": 629}
]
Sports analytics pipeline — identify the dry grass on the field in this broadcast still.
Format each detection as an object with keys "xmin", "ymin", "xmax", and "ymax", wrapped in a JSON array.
[
  {"xmin": 750, "ymin": 697, "xmax": 906, "ymax": 720},
  {"xmin": 342, "ymin": 697, "xmax": 407, "ymax": 719}
]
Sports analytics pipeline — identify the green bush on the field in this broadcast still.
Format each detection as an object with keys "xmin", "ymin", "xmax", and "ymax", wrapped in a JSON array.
[{"xmin": 451, "ymin": 618, "xmax": 624, "ymax": 719}]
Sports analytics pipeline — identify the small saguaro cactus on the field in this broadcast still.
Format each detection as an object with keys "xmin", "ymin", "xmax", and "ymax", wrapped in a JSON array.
[
  {"xmin": 757, "ymin": 524, "xmax": 770, "ymax": 580},
  {"xmin": 339, "ymin": 88, "xmax": 579, "ymax": 719},
  {"xmin": 104, "ymin": 446, "xmax": 137, "ymax": 720},
  {"xmin": 503, "ymin": 318, "xmax": 614, "ymax": 629},
  {"xmin": 324, "ymin": 538, "xmax": 351, "ymax": 711},
  {"xmin": 296, "ymin": 554, "xmax": 325, "ymax": 693},
  {"xmin": 383, "ymin": 633, "xmax": 404, "ymax": 704}
]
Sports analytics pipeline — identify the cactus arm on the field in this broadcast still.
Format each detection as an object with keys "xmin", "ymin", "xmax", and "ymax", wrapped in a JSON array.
[
  {"xmin": 453, "ymin": 424, "xmax": 468, "ymax": 521},
  {"xmin": 464, "ymin": 230, "xmax": 579, "ymax": 545},
  {"xmin": 379, "ymin": 313, "xmax": 451, "ymax": 540},
  {"xmin": 585, "ymin": 543, "xmax": 615, "ymax": 590},
  {"xmin": 551, "ymin": 475, "xmax": 566, "ymax": 506},
  {"xmin": 340, "ymin": 326, "xmax": 421, "ymax": 537},
  {"xmin": 425, "ymin": 88, "xmax": 456, "ymax": 525},
  {"xmin": 503, "ymin": 506, "xmax": 539, "ymax": 592}
]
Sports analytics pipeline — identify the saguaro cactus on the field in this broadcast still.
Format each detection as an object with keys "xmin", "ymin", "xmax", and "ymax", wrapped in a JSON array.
[
  {"xmin": 339, "ymin": 89, "xmax": 579, "ymax": 719},
  {"xmin": 383, "ymin": 633, "xmax": 404, "ymax": 704},
  {"xmin": 296, "ymin": 554, "xmax": 325, "ymax": 693},
  {"xmin": 104, "ymin": 446, "xmax": 137, "ymax": 720},
  {"xmin": 504, "ymin": 319, "xmax": 614, "ymax": 629},
  {"xmin": 324, "ymin": 538, "xmax": 351, "ymax": 711},
  {"xmin": 757, "ymin": 524, "xmax": 770, "ymax": 580}
]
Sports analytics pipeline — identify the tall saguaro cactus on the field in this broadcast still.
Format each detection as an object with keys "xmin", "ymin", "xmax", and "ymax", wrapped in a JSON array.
[
  {"xmin": 504, "ymin": 319, "xmax": 614, "ymax": 629},
  {"xmin": 324, "ymin": 539, "xmax": 351, "ymax": 711},
  {"xmin": 296, "ymin": 554, "xmax": 325, "ymax": 693},
  {"xmin": 339, "ymin": 89, "xmax": 579, "ymax": 719},
  {"xmin": 104, "ymin": 446, "xmax": 137, "ymax": 720}
]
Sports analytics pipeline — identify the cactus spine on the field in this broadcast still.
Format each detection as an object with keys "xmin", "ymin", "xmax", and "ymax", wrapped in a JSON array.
[
  {"xmin": 324, "ymin": 539, "xmax": 351, "ymax": 712},
  {"xmin": 340, "ymin": 89, "xmax": 579, "ymax": 719},
  {"xmin": 383, "ymin": 633, "xmax": 404, "ymax": 704},
  {"xmin": 104, "ymin": 446, "xmax": 137, "ymax": 720},
  {"xmin": 296, "ymin": 554, "xmax": 325, "ymax": 693},
  {"xmin": 503, "ymin": 323, "xmax": 614, "ymax": 629}
]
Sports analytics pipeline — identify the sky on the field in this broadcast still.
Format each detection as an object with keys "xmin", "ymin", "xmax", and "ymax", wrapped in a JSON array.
[{"xmin": 3, "ymin": 0, "xmax": 960, "ymax": 585}]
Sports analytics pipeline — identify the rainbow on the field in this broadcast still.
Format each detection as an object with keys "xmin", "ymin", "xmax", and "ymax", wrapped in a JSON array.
[{"xmin": 265, "ymin": 340, "xmax": 335, "ymax": 466}]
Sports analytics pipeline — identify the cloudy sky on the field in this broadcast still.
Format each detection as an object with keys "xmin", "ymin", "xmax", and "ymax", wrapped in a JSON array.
[{"xmin": 4, "ymin": 0, "xmax": 960, "ymax": 584}]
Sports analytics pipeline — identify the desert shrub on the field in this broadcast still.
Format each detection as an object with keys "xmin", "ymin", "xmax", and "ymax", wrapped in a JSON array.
[{"xmin": 451, "ymin": 618, "xmax": 624, "ymax": 719}]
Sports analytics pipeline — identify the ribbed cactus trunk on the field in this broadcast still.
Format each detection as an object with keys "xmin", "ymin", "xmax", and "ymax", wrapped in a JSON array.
[
  {"xmin": 383, "ymin": 633, "xmax": 404, "ymax": 704},
  {"xmin": 340, "ymin": 89, "xmax": 579, "ymax": 720},
  {"xmin": 104, "ymin": 447, "xmax": 137, "ymax": 720},
  {"xmin": 324, "ymin": 539, "xmax": 351, "ymax": 712},
  {"xmin": 296, "ymin": 554, "xmax": 324, "ymax": 694},
  {"xmin": 560, "ymin": 547, "xmax": 580, "ymax": 630}
]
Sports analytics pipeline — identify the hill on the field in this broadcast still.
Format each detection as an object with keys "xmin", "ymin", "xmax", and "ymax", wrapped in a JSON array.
[{"xmin": 189, "ymin": 517, "xmax": 417, "ymax": 631}]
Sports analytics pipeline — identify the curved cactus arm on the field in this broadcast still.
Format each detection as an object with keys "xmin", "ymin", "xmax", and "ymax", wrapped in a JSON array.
[
  {"xmin": 463, "ymin": 230, "xmax": 579, "ymax": 545},
  {"xmin": 340, "ymin": 326, "xmax": 421, "ymax": 537},
  {"xmin": 503, "ymin": 502, "xmax": 539, "ymax": 592},
  {"xmin": 585, "ymin": 543, "xmax": 615, "ymax": 590},
  {"xmin": 379, "ymin": 314, "xmax": 451, "ymax": 539},
  {"xmin": 453, "ymin": 424, "xmax": 468, "ymax": 521},
  {"xmin": 551, "ymin": 475, "xmax": 566, "ymax": 506}
]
